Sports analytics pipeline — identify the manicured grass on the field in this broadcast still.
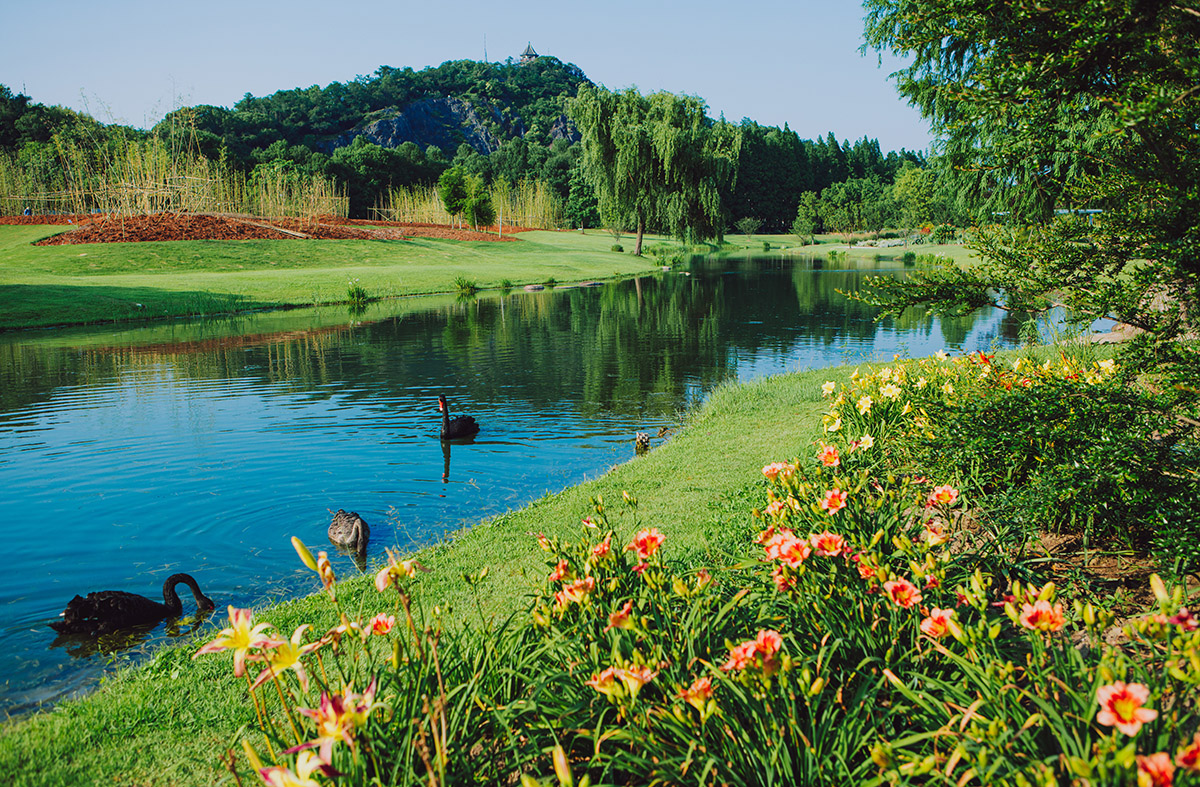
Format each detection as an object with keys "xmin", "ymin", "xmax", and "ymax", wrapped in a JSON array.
[
  {"xmin": 0, "ymin": 227, "xmax": 666, "ymax": 330},
  {"xmin": 0, "ymin": 364, "xmax": 834, "ymax": 786}
]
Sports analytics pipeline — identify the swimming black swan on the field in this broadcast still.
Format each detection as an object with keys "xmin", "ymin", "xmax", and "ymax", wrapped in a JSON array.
[
  {"xmin": 328, "ymin": 508, "xmax": 370, "ymax": 555},
  {"xmin": 439, "ymin": 395, "xmax": 480, "ymax": 440},
  {"xmin": 50, "ymin": 573, "xmax": 215, "ymax": 635}
]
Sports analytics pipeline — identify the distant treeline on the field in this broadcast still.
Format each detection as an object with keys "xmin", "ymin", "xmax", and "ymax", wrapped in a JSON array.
[{"xmin": 0, "ymin": 58, "xmax": 929, "ymax": 229}]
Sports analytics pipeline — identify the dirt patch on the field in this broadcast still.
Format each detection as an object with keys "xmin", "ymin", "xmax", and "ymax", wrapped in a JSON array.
[{"xmin": 13, "ymin": 212, "xmax": 537, "ymax": 245}]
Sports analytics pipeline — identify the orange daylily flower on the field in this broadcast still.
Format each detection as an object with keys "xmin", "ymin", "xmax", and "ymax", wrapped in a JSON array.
[
  {"xmin": 809, "ymin": 531, "xmax": 847, "ymax": 557},
  {"xmin": 679, "ymin": 676, "xmax": 713, "ymax": 714},
  {"xmin": 260, "ymin": 751, "xmax": 337, "ymax": 787},
  {"xmin": 1176, "ymin": 732, "xmax": 1200, "ymax": 772},
  {"xmin": 374, "ymin": 548, "xmax": 429, "ymax": 592},
  {"xmin": 604, "ymin": 600, "xmax": 635, "ymax": 632},
  {"xmin": 817, "ymin": 443, "xmax": 840, "ymax": 468},
  {"xmin": 919, "ymin": 608, "xmax": 956, "ymax": 639},
  {"xmin": 1018, "ymin": 600, "xmax": 1065, "ymax": 632},
  {"xmin": 627, "ymin": 528, "xmax": 665, "ymax": 560}
]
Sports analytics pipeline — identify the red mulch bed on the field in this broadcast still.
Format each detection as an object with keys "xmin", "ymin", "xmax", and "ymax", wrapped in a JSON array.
[
  {"xmin": 11, "ymin": 212, "xmax": 538, "ymax": 245},
  {"xmin": 0, "ymin": 214, "xmax": 107, "ymax": 226}
]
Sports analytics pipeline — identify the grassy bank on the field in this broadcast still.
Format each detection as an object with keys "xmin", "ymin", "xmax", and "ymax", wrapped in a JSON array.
[
  {"xmin": 0, "ymin": 226, "xmax": 670, "ymax": 330},
  {"xmin": 0, "ymin": 364, "xmax": 833, "ymax": 786}
]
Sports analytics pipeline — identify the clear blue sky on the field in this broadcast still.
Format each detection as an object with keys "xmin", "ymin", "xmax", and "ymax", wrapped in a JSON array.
[{"xmin": 0, "ymin": 0, "xmax": 932, "ymax": 152}]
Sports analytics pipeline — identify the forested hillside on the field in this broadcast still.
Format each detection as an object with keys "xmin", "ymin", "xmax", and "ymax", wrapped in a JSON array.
[{"xmin": 1, "ymin": 56, "xmax": 928, "ymax": 226}]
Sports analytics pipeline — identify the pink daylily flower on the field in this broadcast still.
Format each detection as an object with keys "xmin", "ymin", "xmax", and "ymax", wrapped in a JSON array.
[
  {"xmin": 927, "ymin": 484, "xmax": 960, "ymax": 508},
  {"xmin": 819, "ymin": 489, "xmax": 848, "ymax": 514},
  {"xmin": 1137, "ymin": 752, "xmax": 1175, "ymax": 787},
  {"xmin": 1096, "ymin": 681, "xmax": 1158, "ymax": 736},
  {"xmin": 883, "ymin": 577, "xmax": 922, "ymax": 609},
  {"xmin": 369, "ymin": 613, "xmax": 395, "ymax": 636}
]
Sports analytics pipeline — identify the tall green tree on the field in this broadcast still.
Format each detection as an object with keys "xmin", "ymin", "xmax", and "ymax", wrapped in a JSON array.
[
  {"xmin": 861, "ymin": 0, "xmax": 1200, "ymax": 347},
  {"xmin": 437, "ymin": 165, "xmax": 470, "ymax": 227},
  {"xmin": 791, "ymin": 191, "xmax": 820, "ymax": 243},
  {"xmin": 569, "ymin": 86, "xmax": 741, "ymax": 255}
]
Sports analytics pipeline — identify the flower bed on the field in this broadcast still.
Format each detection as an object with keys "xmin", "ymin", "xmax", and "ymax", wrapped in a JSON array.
[{"xmin": 192, "ymin": 349, "xmax": 1200, "ymax": 786}]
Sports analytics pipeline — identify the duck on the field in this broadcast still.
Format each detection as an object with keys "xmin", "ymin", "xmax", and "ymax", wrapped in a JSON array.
[
  {"xmin": 439, "ymin": 395, "xmax": 480, "ymax": 440},
  {"xmin": 635, "ymin": 432, "xmax": 651, "ymax": 453},
  {"xmin": 50, "ymin": 573, "xmax": 215, "ymax": 635},
  {"xmin": 328, "ymin": 508, "xmax": 369, "ymax": 555}
]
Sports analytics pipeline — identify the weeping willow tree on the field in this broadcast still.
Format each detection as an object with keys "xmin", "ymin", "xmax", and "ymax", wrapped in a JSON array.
[{"xmin": 569, "ymin": 86, "xmax": 741, "ymax": 255}]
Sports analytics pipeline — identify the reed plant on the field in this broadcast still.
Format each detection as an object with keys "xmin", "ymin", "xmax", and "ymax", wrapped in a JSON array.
[
  {"xmin": 0, "ymin": 129, "xmax": 346, "ymax": 219},
  {"xmin": 375, "ymin": 179, "xmax": 564, "ymax": 230}
]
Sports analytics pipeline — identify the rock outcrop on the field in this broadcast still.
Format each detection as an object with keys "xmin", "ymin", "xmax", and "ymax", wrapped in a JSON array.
[{"xmin": 330, "ymin": 96, "xmax": 513, "ymax": 155}]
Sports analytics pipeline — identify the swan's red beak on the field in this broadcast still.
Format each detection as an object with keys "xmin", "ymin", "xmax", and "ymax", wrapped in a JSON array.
[{"xmin": 437, "ymin": 400, "xmax": 444, "ymax": 411}]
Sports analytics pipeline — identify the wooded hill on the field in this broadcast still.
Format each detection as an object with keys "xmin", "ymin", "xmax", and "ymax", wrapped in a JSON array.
[{"xmin": 1, "ymin": 56, "xmax": 925, "ymax": 224}]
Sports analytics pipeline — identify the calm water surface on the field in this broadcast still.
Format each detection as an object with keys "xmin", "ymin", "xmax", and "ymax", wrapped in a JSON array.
[{"xmin": 0, "ymin": 254, "xmax": 1027, "ymax": 713}]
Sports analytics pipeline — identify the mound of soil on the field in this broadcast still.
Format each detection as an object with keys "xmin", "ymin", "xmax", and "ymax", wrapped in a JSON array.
[{"xmin": 13, "ymin": 212, "xmax": 534, "ymax": 245}]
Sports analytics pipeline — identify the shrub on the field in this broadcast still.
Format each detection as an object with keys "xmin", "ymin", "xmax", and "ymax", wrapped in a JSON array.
[
  {"xmin": 901, "ymin": 251, "xmax": 917, "ymax": 265},
  {"xmin": 611, "ymin": 244, "xmax": 624, "ymax": 253},
  {"xmin": 453, "ymin": 276, "xmax": 477, "ymax": 295},
  {"xmin": 346, "ymin": 278, "xmax": 368, "ymax": 306}
]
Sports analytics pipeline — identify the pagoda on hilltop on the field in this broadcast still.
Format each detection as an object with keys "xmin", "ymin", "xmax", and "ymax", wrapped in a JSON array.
[{"xmin": 520, "ymin": 42, "xmax": 539, "ymax": 64}]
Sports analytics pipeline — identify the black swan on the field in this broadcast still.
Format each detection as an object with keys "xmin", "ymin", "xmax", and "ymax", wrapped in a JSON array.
[
  {"xmin": 50, "ymin": 573, "xmax": 215, "ymax": 635},
  {"xmin": 328, "ymin": 508, "xmax": 370, "ymax": 555},
  {"xmin": 439, "ymin": 395, "xmax": 480, "ymax": 440}
]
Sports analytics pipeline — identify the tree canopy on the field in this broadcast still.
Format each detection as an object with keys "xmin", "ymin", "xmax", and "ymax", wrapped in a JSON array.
[
  {"xmin": 860, "ymin": 0, "xmax": 1200, "ymax": 349},
  {"xmin": 569, "ymin": 86, "xmax": 741, "ymax": 254}
]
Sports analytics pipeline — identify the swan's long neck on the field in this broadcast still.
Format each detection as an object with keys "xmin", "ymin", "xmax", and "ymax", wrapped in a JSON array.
[
  {"xmin": 162, "ymin": 573, "xmax": 209, "ymax": 614},
  {"xmin": 440, "ymin": 400, "xmax": 450, "ymax": 432}
]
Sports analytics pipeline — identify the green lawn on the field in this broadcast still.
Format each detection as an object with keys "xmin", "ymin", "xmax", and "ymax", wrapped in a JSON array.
[
  {"xmin": 0, "ymin": 364, "xmax": 835, "ymax": 786},
  {"xmin": 0, "ymin": 226, "xmax": 668, "ymax": 330}
]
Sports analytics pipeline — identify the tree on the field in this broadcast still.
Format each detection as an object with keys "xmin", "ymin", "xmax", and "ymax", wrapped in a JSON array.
[
  {"xmin": 734, "ymin": 217, "xmax": 762, "ymax": 240},
  {"xmin": 463, "ymin": 173, "xmax": 495, "ymax": 229},
  {"xmin": 861, "ymin": 1, "xmax": 1200, "ymax": 348},
  {"xmin": 817, "ymin": 177, "xmax": 895, "ymax": 239},
  {"xmin": 791, "ymin": 192, "xmax": 819, "ymax": 244},
  {"xmin": 437, "ymin": 166, "xmax": 469, "ymax": 227},
  {"xmin": 891, "ymin": 162, "xmax": 940, "ymax": 234},
  {"xmin": 569, "ymin": 86, "xmax": 741, "ymax": 255}
]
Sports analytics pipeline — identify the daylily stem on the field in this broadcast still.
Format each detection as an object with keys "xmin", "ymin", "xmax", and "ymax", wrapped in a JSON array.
[{"xmin": 270, "ymin": 670, "xmax": 303, "ymax": 744}]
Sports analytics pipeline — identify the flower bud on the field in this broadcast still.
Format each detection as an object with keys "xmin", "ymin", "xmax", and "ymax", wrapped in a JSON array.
[{"xmin": 291, "ymin": 536, "xmax": 319, "ymax": 572}]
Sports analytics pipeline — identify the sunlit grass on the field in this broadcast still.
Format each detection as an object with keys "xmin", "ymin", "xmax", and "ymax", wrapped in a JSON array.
[{"xmin": 0, "ymin": 228, "xmax": 668, "ymax": 329}]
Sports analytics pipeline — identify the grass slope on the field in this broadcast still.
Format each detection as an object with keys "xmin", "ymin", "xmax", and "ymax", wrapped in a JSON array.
[
  {"xmin": 0, "ymin": 365, "xmax": 833, "ymax": 786},
  {"xmin": 0, "ymin": 227, "xmax": 666, "ymax": 330}
]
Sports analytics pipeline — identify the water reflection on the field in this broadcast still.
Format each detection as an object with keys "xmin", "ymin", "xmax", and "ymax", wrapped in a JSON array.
[{"xmin": 0, "ymin": 254, "xmax": 1024, "ymax": 714}]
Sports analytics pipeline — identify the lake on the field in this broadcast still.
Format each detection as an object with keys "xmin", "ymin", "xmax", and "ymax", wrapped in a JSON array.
[{"xmin": 0, "ymin": 253, "xmax": 1026, "ymax": 714}]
